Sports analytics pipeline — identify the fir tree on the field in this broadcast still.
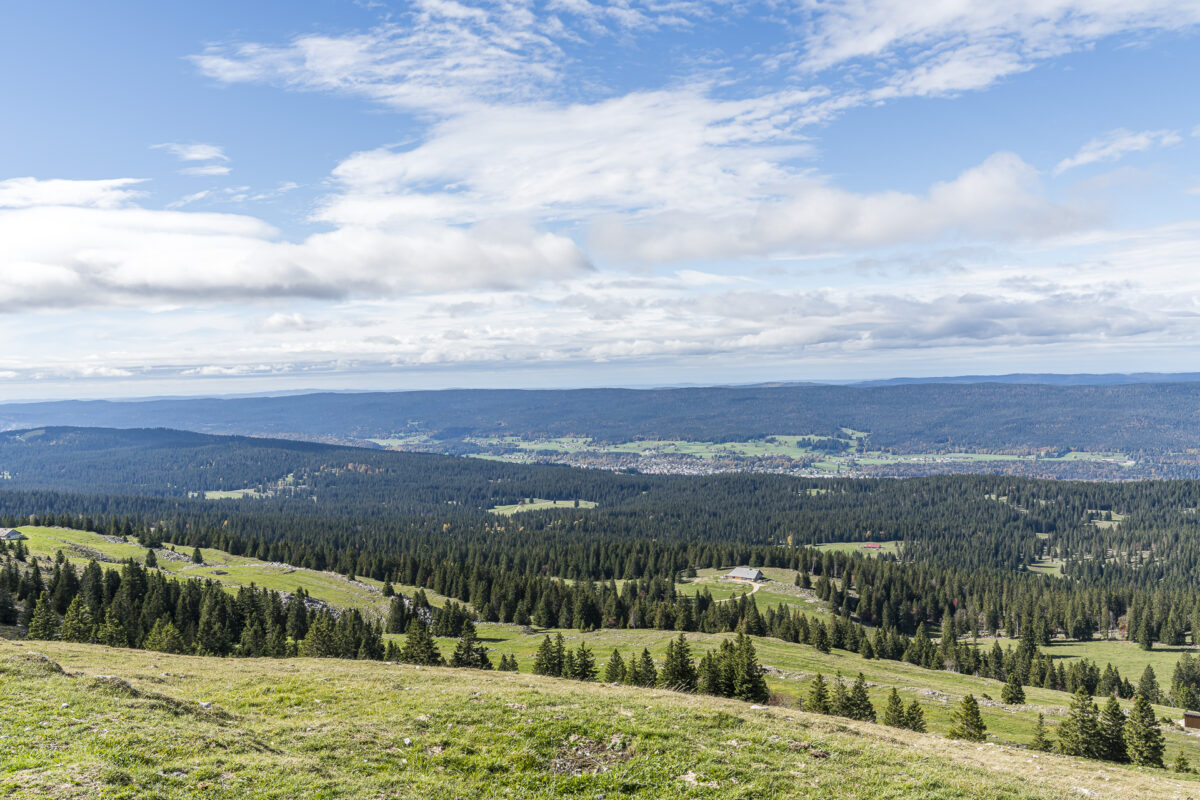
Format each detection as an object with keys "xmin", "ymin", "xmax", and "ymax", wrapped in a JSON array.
[
  {"xmin": 604, "ymin": 649, "xmax": 627, "ymax": 683},
  {"xmin": 660, "ymin": 633, "xmax": 698, "ymax": 691},
  {"xmin": 1001, "ymin": 669, "xmax": 1026, "ymax": 705},
  {"xmin": 904, "ymin": 700, "xmax": 926, "ymax": 733},
  {"xmin": 1124, "ymin": 694, "xmax": 1165, "ymax": 768},
  {"xmin": 449, "ymin": 621, "xmax": 491, "ymax": 670},
  {"xmin": 806, "ymin": 673, "xmax": 831, "ymax": 714},
  {"xmin": 26, "ymin": 591, "xmax": 59, "ymax": 640},
  {"xmin": 1098, "ymin": 695, "xmax": 1128, "ymax": 763},
  {"xmin": 144, "ymin": 618, "xmax": 186, "ymax": 654},
  {"xmin": 59, "ymin": 594, "xmax": 95, "ymax": 643},
  {"xmin": 844, "ymin": 672, "xmax": 876, "ymax": 722},
  {"xmin": 1137, "ymin": 665, "xmax": 1162, "ymax": 704},
  {"xmin": 949, "ymin": 694, "xmax": 987, "ymax": 741},
  {"xmin": 731, "ymin": 633, "xmax": 769, "ymax": 703},
  {"xmin": 1031, "ymin": 713, "xmax": 1053, "ymax": 752},
  {"xmin": 1057, "ymin": 687, "xmax": 1102, "ymax": 759},
  {"xmin": 398, "ymin": 619, "xmax": 444, "ymax": 666},
  {"xmin": 144, "ymin": 549, "xmax": 157, "ymax": 568},
  {"xmin": 572, "ymin": 643, "xmax": 597, "ymax": 681},
  {"xmin": 532, "ymin": 635, "xmax": 563, "ymax": 676},
  {"xmin": 1173, "ymin": 753, "xmax": 1192, "ymax": 774},
  {"xmin": 630, "ymin": 648, "xmax": 657, "ymax": 687},
  {"xmin": 882, "ymin": 688, "xmax": 906, "ymax": 727},
  {"xmin": 192, "ymin": 547, "xmax": 204, "ymax": 565}
]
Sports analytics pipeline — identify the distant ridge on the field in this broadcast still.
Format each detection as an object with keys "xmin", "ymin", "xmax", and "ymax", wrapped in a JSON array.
[{"xmin": 851, "ymin": 373, "xmax": 1200, "ymax": 387}]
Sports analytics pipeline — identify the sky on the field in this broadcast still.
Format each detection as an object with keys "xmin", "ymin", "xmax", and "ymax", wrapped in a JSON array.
[{"xmin": 2, "ymin": 0, "xmax": 1200, "ymax": 400}]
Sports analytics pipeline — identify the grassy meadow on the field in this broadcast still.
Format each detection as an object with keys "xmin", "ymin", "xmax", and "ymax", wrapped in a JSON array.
[{"xmin": 4, "ymin": 639, "xmax": 1198, "ymax": 800}]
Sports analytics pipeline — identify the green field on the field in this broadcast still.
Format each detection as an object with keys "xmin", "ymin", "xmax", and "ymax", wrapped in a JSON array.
[
  {"xmin": 5, "ymin": 640, "xmax": 1197, "ymax": 800},
  {"xmin": 814, "ymin": 541, "xmax": 902, "ymax": 557},
  {"xmin": 489, "ymin": 498, "xmax": 598, "ymax": 515},
  {"xmin": 16, "ymin": 526, "xmax": 397, "ymax": 616}
]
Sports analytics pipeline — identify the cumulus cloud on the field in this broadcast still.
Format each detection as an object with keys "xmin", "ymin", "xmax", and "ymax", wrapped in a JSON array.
[
  {"xmin": 0, "ymin": 178, "xmax": 591, "ymax": 309},
  {"xmin": 590, "ymin": 152, "xmax": 1091, "ymax": 263},
  {"xmin": 0, "ymin": 177, "xmax": 145, "ymax": 208},
  {"xmin": 1054, "ymin": 128, "xmax": 1182, "ymax": 174}
]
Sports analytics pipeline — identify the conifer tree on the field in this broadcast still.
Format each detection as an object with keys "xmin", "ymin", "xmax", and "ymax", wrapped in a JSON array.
[
  {"xmin": 1001, "ymin": 669, "xmax": 1026, "ymax": 705},
  {"xmin": 97, "ymin": 606, "xmax": 128, "ymax": 648},
  {"xmin": 806, "ymin": 673, "xmax": 831, "ymax": 714},
  {"xmin": 813, "ymin": 623, "xmax": 830, "ymax": 653},
  {"xmin": 449, "ymin": 622, "xmax": 491, "ymax": 670},
  {"xmin": 1057, "ymin": 687, "xmax": 1102, "ymax": 759},
  {"xmin": 845, "ymin": 672, "xmax": 876, "ymax": 722},
  {"xmin": 904, "ymin": 700, "xmax": 926, "ymax": 733},
  {"xmin": 532, "ymin": 635, "xmax": 560, "ymax": 676},
  {"xmin": 833, "ymin": 673, "xmax": 850, "ymax": 716},
  {"xmin": 1099, "ymin": 694, "xmax": 1128, "ymax": 763},
  {"xmin": 398, "ymin": 619, "xmax": 444, "ymax": 666},
  {"xmin": 1137, "ymin": 665, "xmax": 1162, "ymax": 704},
  {"xmin": 660, "ymin": 633, "xmax": 698, "ymax": 691},
  {"xmin": 144, "ymin": 549, "xmax": 157, "ymax": 568},
  {"xmin": 1124, "ymin": 693, "xmax": 1165, "ymax": 768},
  {"xmin": 59, "ymin": 594, "xmax": 95, "ymax": 643},
  {"xmin": 882, "ymin": 688, "xmax": 906, "ymax": 727},
  {"xmin": 144, "ymin": 618, "xmax": 186, "ymax": 654},
  {"xmin": 697, "ymin": 651, "xmax": 724, "ymax": 696},
  {"xmin": 1173, "ymin": 753, "xmax": 1192, "ymax": 774},
  {"xmin": 948, "ymin": 694, "xmax": 987, "ymax": 741},
  {"xmin": 192, "ymin": 547, "xmax": 204, "ymax": 565},
  {"xmin": 731, "ymin": 633, "xmax": 769, "ymax": 703},
  {"xmin": 603, "ymin": 650, "xmax": 627, "ymax": 683},
  {"xmin": 632, "ymin": 648, "xmax": 657, "ymax": 687},
  {"xmin": 26, "ymin": 591, "xmax": 59, "ymax": 640},
  {"xmin": 1031, "ymin": 713, "xmax": 1053, "ymax": 752}
]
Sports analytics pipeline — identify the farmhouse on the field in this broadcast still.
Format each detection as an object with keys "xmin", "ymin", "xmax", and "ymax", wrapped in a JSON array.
[
  {"xmin": 0, "ymin": 528, "xmax": 26, "ymax": 541},
  {"xmin": 1184, "ymin": 711, "xmax": 1200, "ymax": 730},
  {"xmin": 725, "ymin": 567, "xmax": 764, "ymax": 582},
  {"xmin": 862, "ymin": 543, "xmax": 882, "ymax": 550}
]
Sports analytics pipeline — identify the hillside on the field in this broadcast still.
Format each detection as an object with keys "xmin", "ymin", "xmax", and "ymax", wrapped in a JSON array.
[{"xmin": 5, "ymin": 640, "xmax": 1197, "ymax": 800}]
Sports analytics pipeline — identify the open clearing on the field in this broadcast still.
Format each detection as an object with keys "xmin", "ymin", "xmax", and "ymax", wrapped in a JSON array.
[
  {"xmin": 489, "ymin": 498, "xmax": 598, "ymax": 515},
  {"xmin": 4, "ymin": 640, "xmax": 1198, "ymax": 800}
]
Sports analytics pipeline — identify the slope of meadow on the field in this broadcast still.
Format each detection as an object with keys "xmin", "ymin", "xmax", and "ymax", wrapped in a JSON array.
[{"xmin": 5, "ymin": 640, "xmax": 1199, "ymax": 800}]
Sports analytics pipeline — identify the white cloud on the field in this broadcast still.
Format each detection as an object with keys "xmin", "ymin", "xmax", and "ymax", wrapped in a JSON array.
[
  {"xmin": 0, "ymin": 186, "xmax": 591, "ymax": 309},
  {"xmin": 794, "ymin": 0, "xmax": 1200, "ymax": 97},
  {"xmin": 1054, "ymin": 128, "xmax": 1182, "ymax": 174},
  {"xmin": 151, "ymin": 143, "xmax": 229, "ymax": 162},
  {"xmin": 590, "ymin": 152, "xmax": 1091, "ymax": 263},
  {"xmin": 179, "ymin": 164, "xmax": 233, "ymax": 177},
  {"xmin": 0, "ymin": 177, "xmax": 145, "ymax": 209}
]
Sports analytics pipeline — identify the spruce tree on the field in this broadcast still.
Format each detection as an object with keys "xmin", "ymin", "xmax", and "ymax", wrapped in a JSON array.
[
  {"xmin": 904, "ymin": 700, "xmax": 926, "ymax": 733},
  {"xmin": 882, "ymin": 688, "xmax": 906, "ymax": 727},
  {"xmin": 948, "ymin": 694, "xmax": 987, "ymax": 741},
  {"xmin": 144, "ymin": 549, "xmax": 157, "ymax": 568},
  {"xmin": 845, "ymin": 673, "xmax": 876, "ymax": 722},
  {"xmin": 1001, "ymin": 669, "xmax": 1025, "ymax": 705},
  {"xmin": 1098, "ymin": 695, "xmax": 1128, "ymax": 763},
  {"xmin": 603, "ymin": 650, "xmax": 627, "ymax": 683},
  {"xmin": 1057, "ymin": 687, "xmax": 1102, "ymax": 759},
  {"xmin": 1124, "ymin": 693, "xmax": 1165, "ymax": 768},
  {"xmin": 26, "ymin": 591, "xmax": 59, "ymax": 640},
  {"xmin": 449, "ymin": 622, "xmax": 491, "ymax": 670},
  {"xmin": 1173, "ymin": 753, "xmax": 1192, "ymax": 774},
  {"xmin": 633, "ymin": 648, "xmax": 657, "ymax": 687},
  {"xmin": 398, "ymin": 619, "xmax": 444, "ymax": 666},
  {"xmin": 1031, "ymin": 713, "xmax": 1053, "ymax": 752},
  {"xmin": 659, "ymin": 633, "xmax": 698, "ymax": 691},
  {"xmin": 144, "ymin": 618, "xmax": 186, "ymax": 654},
  {"xmin": 532, "ymin": 635, "xmax": 560, "ymax": 676},
  {"xmin": 572, "ymin": 643, "xmax": 597, "ymax": 681},
  {"xmin": 806, "ymin": 673, "xmax": 831, "ymax": 714},
  {"xmin": 731, "ymin": 633, "xmax": 769, "ymax": 703},
  {"xmin": 192, "ymin": 547, "xmax": 204, "ymax": 565},
  {"xmin": 1137, "ymin": 665, "xmax": 1162, "ymax": 704},
  {"xmin": 59, "ymin": 594, "xmax": 95, "ymax": 643}
]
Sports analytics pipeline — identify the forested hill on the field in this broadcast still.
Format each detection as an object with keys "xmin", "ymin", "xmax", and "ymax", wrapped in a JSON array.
[{"xmin": 5, "ymin": 381, "xmax": 1200, "ymax": 455}]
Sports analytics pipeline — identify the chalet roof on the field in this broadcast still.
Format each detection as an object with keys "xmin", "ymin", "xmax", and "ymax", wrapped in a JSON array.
[
  {"xmin": 726, "ymin": 567, "xmax": 764, "ymax": 581},
  {"xmin": 0, "ymin": 528, "xmax": 26, "ymax": 541}
]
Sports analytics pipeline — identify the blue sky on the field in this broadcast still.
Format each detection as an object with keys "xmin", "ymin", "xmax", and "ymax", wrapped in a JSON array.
[{"xmin": 2, "ymin": 0, "xmax": 1200, "ymax": 399}]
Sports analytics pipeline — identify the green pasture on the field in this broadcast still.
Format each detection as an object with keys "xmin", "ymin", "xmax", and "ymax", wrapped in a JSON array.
[{"xmin": 489, "ymin": 498, "xmax": 598, "ymax": 515}]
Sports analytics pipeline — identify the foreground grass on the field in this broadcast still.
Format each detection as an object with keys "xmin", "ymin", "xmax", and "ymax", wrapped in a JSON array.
[{"xmin": 5, "ymin": 641, "xmax": 1197, "ymax": 800}]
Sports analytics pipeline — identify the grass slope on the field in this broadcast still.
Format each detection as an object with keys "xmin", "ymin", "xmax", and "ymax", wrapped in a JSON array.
[
  {"xmin": 4, "ymin": 640, "xmax": 1196, "ymax": 800},
  {"xmin": 16, "ymin": 526, "xmax": 395, "ymax": 615}
]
